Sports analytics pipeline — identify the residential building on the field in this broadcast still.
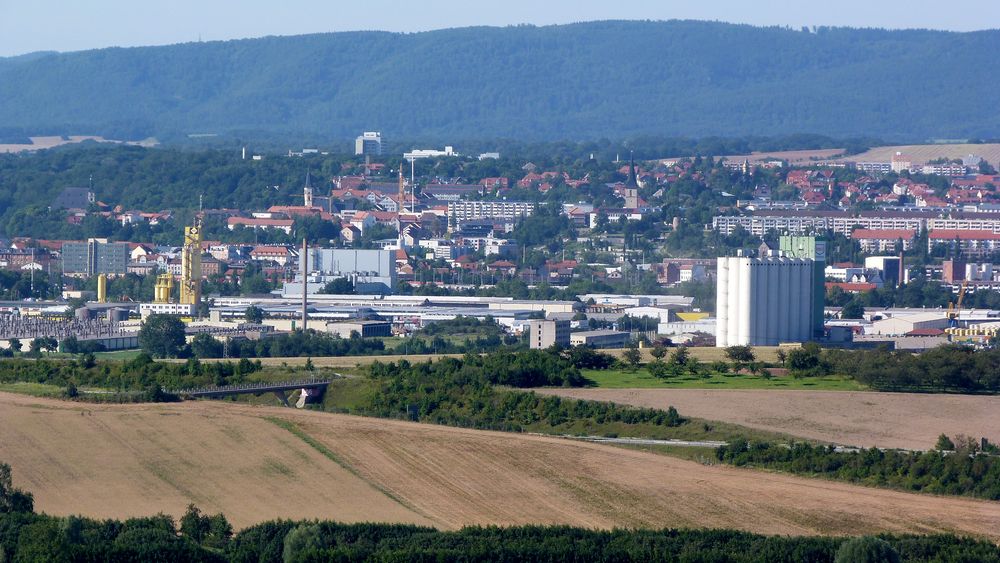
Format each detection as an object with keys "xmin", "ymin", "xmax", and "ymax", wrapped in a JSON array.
[
  {"xmin": 929, "ymin": 230, "xmax": 1000, "ymax": 259},
  {"xmin": 226, "ymin": 217, "xmax": 294, "ymax": 234},
  {"xmin": 447, "ymin": 201, "xmax": 535, "ymax": 229},
  {"xmin": 249, "ymin": 245, "xmax": 296, "ymax": 266},
  {"xmin": 61, "ymin": 239, "xmax": 129, "ymax": 276},
  {"xmin": 850, "ymin": 229, "xmax": 916, "ymax": 252}
]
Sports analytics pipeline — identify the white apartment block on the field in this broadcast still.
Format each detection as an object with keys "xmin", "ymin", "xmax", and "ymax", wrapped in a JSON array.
[
  {"xmin": 927, "ymin": 218, "xmax": 1000, "ymax": 233},
  {"xmin": 447, "ymin": 201, "xmax": 535, "ymax": 224},
  {"xmin": 712, "ymin": 215, "xmax": 924, "ymax": 237}
]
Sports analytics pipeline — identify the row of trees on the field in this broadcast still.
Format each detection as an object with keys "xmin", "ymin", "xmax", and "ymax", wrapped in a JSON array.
[
  {"xmin": 3, "ymin": 467, "xmax": 1000, "ymax": 563},
  {"xmin": 787, "ymin": 344, "xmax": 1000, "ymax": 393},
  {"xmin": 716, "ymin": 438, "xmax": 1000, "ymax": 501},
  {"xmin": 0, "ymin": 353, "xmax": 263, "ymax": 394},
  {"xmin": 360, "ymin": 353, "xmax": 683, "ymax": 435}
]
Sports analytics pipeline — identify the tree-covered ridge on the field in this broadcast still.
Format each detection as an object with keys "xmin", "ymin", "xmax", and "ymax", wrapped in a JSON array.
[{"xmin": 2, "ymin": 21, "xmax": 1000, "ymax": 141}]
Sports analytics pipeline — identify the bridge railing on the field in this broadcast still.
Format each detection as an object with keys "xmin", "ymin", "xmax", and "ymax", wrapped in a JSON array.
[{"xmin": 172, "ymin": 379, "xmax": 331, "ymax": 396}]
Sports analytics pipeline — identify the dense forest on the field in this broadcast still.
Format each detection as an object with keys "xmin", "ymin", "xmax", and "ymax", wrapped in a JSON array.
[{"xmin": 1, "ymin": 21, "xmax": 999, "ymax": 141}]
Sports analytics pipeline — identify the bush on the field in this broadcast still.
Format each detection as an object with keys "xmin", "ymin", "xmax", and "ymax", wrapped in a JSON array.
[{"xmin": 835, "ymin": 536, "xmax": 900, "ymax": 563}]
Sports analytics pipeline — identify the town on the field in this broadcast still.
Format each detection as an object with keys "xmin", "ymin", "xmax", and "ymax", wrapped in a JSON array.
[
  {"xmin": 2, "ymin": 135, "xmax": 1000, "ymax": 355},
  {"xmin": 6, "ymin": 10, "xmax": 1000, "ymax": 560}
]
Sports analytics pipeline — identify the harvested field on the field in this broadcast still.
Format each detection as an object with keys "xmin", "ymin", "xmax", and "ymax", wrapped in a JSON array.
[
  {"xmin": 1, "ymin": 393, "xmax": 999, "ymax": 537},
  {"xmin": 536, "ymin": 388, "xmax": 1000, "ymax": 450},
  {"xmin": 842, "ymin": 143, "xmax": 1000, "ymax": 166}
]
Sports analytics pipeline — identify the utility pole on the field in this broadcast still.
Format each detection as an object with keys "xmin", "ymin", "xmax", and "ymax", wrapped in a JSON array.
[{"xmin": 301, "ymin": 237, "xmax": 308, "ymax": 331}]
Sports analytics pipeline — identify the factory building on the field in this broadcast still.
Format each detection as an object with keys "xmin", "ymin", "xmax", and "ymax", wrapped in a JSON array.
[
  {"xmin": 715, "ymin": 256, "xmax": 816, "ymax": 347},
  {"xmin": 282, "ymin": 248, "xmax": 396, "ymax": 296}
]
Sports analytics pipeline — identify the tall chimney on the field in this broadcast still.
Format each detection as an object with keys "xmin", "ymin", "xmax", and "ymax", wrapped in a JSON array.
[
  {"xmin": 301, "ymin": 237, "xmax": 308, "ymax": 331},
  {"xmin": 898, "ymin": 250, "xmax": 905, "ymax": 286}
]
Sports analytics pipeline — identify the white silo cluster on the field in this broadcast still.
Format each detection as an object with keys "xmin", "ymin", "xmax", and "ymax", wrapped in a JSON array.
[{"xmin": 716, "ymin": 256, "xmax": 815, "ymax": 346}]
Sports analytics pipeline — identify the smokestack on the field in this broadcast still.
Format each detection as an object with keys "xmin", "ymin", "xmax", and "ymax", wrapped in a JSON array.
[
  {"xmin": 301, "ymin": 237, "xmax": 308, "ymax": 331},
  {"xmin": 898, "ymin": 250, "xmax": 905, "ymax": 286}
]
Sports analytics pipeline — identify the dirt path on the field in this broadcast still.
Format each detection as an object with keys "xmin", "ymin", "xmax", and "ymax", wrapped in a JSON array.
[
  {"xmin": 535, "ymin": 388, "xmax": 1000, "ymax": 450},
  {"xmin": 1, "ymin": 392, "xmax": 998, "ymax": 537}
]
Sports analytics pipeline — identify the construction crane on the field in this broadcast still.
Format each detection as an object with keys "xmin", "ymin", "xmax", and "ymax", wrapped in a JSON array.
[{"xmin": 947, "ymin": 280, "xmax": 969, "ymax": 327}]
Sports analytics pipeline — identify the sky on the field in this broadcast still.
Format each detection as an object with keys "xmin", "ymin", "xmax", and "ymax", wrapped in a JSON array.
[{"xmin": 1, "ymin": 0, "xmax": 998, "ymax": 57}]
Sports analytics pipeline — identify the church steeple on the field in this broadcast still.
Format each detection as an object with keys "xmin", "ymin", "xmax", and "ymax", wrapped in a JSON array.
[
  {"xmin": 626, "ymin": 151, "xmax": 638, "ymax": 187},
  {"xmin": 303, "ymin": 171, "xmax": 314, "ymax": 208}
]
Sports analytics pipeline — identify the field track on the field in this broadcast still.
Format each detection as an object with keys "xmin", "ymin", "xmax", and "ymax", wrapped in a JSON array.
[
  {"xmin": 536, "ymin": 388, "xmax": 1000, "ymax": 450},
  {"xmin": 1, "ymin": 392, "xmax": 998, "ymax": 537}
]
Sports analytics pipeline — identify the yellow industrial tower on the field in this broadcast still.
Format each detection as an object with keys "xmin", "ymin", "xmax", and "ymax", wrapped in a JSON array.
[
  {"xmin": 153, "ymin": 274, "xmax": 174, "ymax": 303},
  {"xmin": 179, "ymin": 219, "xmax": 203, "ymax": 305},
  {"xmin": 96, "ymin": 273, "xmax": 107, "ymax": 304}
]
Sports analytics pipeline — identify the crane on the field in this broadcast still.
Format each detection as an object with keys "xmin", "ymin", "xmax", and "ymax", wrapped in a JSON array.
[{"xmin": 947, "ymin": 280, "xmax": 969, "ymax": 327}]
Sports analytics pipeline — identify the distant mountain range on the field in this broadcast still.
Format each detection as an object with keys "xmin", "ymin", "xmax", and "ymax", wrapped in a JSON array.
[{"xmin": 1, "ymin": 20, "xmax": 998, "ymax": 143}]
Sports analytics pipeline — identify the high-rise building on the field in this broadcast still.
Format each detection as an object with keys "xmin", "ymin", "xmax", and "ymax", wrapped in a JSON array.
[
  {"xmin": 61, "ymin": 239, "xmax": 129, "ymax": 276},
  {"xmin": 355, "ymin": 131, "xmax": 383, "ymax": 156},
  {"xmin": 530, "ymin": 320, "xmax": 570, "ymax": 349}
]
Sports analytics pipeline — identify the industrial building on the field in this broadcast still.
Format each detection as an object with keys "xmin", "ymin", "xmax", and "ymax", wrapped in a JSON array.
[
  {"xmin": 779, "ymin": 235, "xmax": 826, "ymax": 338},
  {"xmin": 569, "ymin": 330, "xmax": 632, "ymax": 348},
  {"xmin": 282, "ymin": 248, "xmax": 397, "ymax": 296},
  {"xmin": 326, "ymin": 320, "xmax": 392, "ymax": 338},
  {"xmin": 529, "ymin": 319, "xmax": 570, "ymax": 349},
  {"xmin": 61, "ymin": 239, "xmax": 129, "ymax": 276},
  {"xmin": 716, "ymin": 256, "xmax": 816, "ymax": 347}
]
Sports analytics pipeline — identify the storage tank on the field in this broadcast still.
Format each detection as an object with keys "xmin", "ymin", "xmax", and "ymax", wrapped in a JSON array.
[
  {"xmin": 75, "ymin": 307, "xmax": 92, "ymax": 321},
  {"xmin": 107, "ymin": 307, "xmax": 129, "ymax": 322}
]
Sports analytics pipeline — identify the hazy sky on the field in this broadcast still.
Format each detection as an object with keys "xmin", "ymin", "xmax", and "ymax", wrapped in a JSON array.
[{"xmin": 2, "ymin": 0, "xmax": 998, "ymax": 57}]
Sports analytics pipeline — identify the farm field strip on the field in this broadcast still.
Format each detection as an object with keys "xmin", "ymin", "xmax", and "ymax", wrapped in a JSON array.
[
  {"xmin": 0, "ymin": 391, "xmax": 998, "ymax": 538},
  {"xmin": 536, "ymin": 388, "xmax": 1000, "ymax": 450}
]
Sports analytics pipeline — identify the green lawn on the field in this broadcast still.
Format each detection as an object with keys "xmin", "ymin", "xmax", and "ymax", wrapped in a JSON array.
[
  {"xmin": 582, "ymin": 368, "xmax": 866, "ymax": 391},
  {"xmin": 94, "ymin": 349, "xmax": 143, "ymax": 360},
  {"xmin": 0, "ymin": 382, "xmax": 66, "ymax": 397}
]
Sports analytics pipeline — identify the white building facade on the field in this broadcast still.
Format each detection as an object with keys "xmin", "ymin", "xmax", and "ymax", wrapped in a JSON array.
[{"xmin": 716, "ymin": 257, "xmax": 815, "ymax": 347}]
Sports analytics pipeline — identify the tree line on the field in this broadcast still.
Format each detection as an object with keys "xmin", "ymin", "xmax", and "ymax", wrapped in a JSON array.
[
  {"xmin": 784, "ymin": 344, "xmax": 1000, "ymax": 393},
  {"xmin": 3, "ymin": 466, "xmax": 1000, "ymax": 563},
  {"xmin": 357, "ymin": 352, "xmax": 684, "ymax": 436},
  {"xmin": 716, "ymin": 436, "xmax": 1000, "ymax": 501}
]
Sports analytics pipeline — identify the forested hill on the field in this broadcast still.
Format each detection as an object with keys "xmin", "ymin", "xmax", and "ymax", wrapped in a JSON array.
[{"xmin": 2, "ymin": 20, "xmax": 999, "ymax": 142}]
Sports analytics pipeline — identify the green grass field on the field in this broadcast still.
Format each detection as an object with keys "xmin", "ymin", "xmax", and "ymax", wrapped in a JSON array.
[
  {"xmin": 0, "ymin": 382, "xmax": 66, "ymax": 397},
  {"xmin": 582, "ymin": 368, "xmax": 866, "ymax": 391}
]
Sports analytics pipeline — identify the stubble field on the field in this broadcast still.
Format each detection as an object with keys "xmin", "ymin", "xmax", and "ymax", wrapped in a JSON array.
[
  {"xmin": 536, "ymin": 388, "xmax": 1000, "ymax": 450},
  {"xmin": 1, "ymin": 392, "xmax": 998, "ymax": 537}
]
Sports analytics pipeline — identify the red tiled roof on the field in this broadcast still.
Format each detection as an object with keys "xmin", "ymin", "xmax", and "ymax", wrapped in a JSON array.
[
  {"xmin": 825, "ymin": 282, "xmax": 877, "ymax": 292},
  {"xmin": 929, "ymin": 229, "xmax": 1000, "ymax": 240}
]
